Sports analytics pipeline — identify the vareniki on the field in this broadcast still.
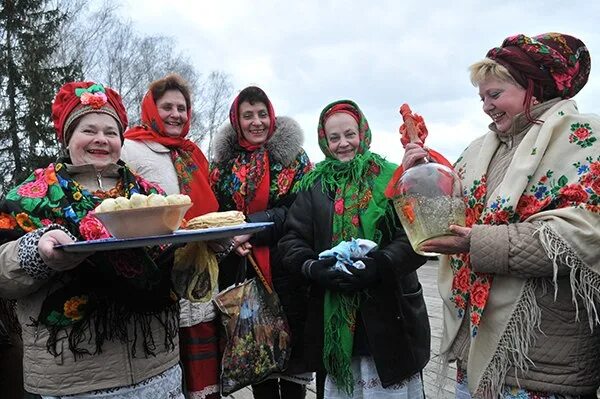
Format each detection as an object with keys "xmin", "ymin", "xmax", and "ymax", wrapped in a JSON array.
[{"xmin": 95, "ymin": 193, "xmax": 191, "ymax": 213}]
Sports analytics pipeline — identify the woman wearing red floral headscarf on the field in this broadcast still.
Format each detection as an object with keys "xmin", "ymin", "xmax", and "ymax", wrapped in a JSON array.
[
  {"xmin": 122, "ymin": 74, "xmax": 221, "ymax": 399},
  {"xmin": 210, "ymin": 86, "xmax": 312, "ymax": 398},
  {"xmin": 0, "ymin": 81, "xmax": 183, "ymax": 397},
  {"xmin": 403, "ymin": 33, "xmax": 600, "ymax": 398}
]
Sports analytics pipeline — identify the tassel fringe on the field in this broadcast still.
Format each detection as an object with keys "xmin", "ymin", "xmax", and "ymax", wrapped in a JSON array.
[
  {"xmin": 475, "ymin": 279, "xmax": 541, "ymax": 398},
  {"xmin": 537, "ymin": 224, "xmax": 600, "ymax": 331},
  {"xmin": 322, "ymin": 293, "xmax": 361, "ymax": 395},
  {"xmin": 46, "ymin": 302, "xmax": 179, "ymax": 360}
]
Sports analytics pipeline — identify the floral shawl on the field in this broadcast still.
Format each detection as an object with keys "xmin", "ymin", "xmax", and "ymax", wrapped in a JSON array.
[
  {"xmin": 209, "ymin": 116, "xmax": 312, "ymax": 285},
  {"xmin": 296, "ymin": 100, "xmax": 398, "ymax": 395},
  {"xmin": 210, "ymin": 148, "xmax": 311, "ymax": 213},
  {"xmin": 0, "ymin": 160, "xmax": 179, "ymax": 358},
  {"xmin": 439, "ymin": 100, "xmax": 600, "ymax": 397}
]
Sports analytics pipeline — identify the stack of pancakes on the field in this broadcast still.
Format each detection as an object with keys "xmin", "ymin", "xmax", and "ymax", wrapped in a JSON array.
[{"xmin": 186, "ymin": 211, "xmax": 246, "ymax": 229}]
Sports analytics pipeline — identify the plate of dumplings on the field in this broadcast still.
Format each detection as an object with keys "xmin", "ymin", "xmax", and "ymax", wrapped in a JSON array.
[{"xmin": 56, "ymin": 196, "xmax": 272, "ymax": 252}]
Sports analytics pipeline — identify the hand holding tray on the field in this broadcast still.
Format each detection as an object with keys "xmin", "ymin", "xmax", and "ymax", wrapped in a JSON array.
[{"xmin": 55, "ymin": 222, "xmax": 273, "ymax": 252}]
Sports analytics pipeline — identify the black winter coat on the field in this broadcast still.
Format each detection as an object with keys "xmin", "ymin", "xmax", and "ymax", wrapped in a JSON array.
[{"xmin": 278, "ymin": 180, "xmax": 431, "ymax": 387}]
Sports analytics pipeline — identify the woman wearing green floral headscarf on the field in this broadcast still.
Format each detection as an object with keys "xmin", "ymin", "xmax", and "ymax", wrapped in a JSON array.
[{"xmin": 279, "ymin": 100, "xmax": 430, "ymax": 398}]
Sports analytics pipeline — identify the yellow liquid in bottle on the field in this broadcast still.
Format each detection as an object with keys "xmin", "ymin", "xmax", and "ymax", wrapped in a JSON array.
[{"xmin": 394, "ymin": 194, "xmax": 466, "ymax": 256}]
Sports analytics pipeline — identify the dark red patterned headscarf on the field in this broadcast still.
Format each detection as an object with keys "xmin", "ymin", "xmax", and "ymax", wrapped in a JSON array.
[
  {"xmin": 228, "ymin": 86, "xmax": 276, "ymax": 151},
  {"xmin": 225, "ymin": 86, "xmax": 276, "ymax": 284},
  {"xmin": 486, "ymin": 33, "xmax": 591, "ymax": 112}
]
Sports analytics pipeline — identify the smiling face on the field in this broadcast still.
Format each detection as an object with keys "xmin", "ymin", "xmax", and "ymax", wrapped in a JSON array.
[
  {"xmin": 324, "ymin": 113, "xmax": 361, "ymax": 162},
  {"xmin": 156, "ymin": 89, "xmax": 188, "ymax": 137},
  {"xmin": 478, "ymin": 77, "xmax": 528, "ymax": 133},
  {"xmin": 238, "ymin": 101, "xmax": 271, "ymax": 146},
  {"xmin": 67, "ymin": 113, "xmax": 121, "ymax": 171}
]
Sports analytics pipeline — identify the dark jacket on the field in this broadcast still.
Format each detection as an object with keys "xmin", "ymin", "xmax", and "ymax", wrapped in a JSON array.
[{"xmin": 278, "ymin": 180, "xmax": 431, "ymax": 387}]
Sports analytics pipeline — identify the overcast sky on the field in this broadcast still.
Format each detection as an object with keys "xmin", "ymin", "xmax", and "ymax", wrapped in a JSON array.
[{"xmin": 119, "ymin": 0, "xmax": 600, "ymax": 165}]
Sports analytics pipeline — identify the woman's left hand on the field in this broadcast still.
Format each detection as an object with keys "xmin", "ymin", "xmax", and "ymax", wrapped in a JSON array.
[{"xmin": 418, "ymin": 225, "xmax": 472, "ymax": 254}]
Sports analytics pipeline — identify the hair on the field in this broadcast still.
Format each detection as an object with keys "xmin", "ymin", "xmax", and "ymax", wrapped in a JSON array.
[
  {"xmin": 237, "ymin": 86, "xmax": 270, "ymax": 107},
  {"xmin": 469, "ymin": 58, "xmax": 519, "ymax": 87},
  {"xmin": 64, "ymin": 123, "xmax": 78, "ymax": 148},
  {"xmin": 149, "ymin": 73, "xmax": 192, "ymax": 109},
  {"xmin": 469, "ymin": 57, "xmax": 543, "ymax": 124}
]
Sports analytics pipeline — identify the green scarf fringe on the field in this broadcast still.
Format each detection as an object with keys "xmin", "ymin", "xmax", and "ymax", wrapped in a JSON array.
[
  {"xmin": 297, "ymin": 151, "xmax": 398, "ymax": 244},
  {"xmin": 323, "ymin": 291, "xmax": 362, "ymax": 395},
  {"xmin": 296, "ymin": 151, "xmax": 383, "ymax": 193}
]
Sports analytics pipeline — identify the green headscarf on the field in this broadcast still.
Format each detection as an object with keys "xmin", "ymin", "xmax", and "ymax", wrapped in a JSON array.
[{"xmin": 297, "ymin": 100, "xmax": 397, "ymax": 394}]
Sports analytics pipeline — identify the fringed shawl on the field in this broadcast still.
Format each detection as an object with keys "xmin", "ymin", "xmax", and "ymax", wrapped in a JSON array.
[
  {"xmin": 0, "ymin": 160, "xmax": 179, "ymax": 358},
  {"xmin": 439, "ymin": 99, "xmax": 600, "ymax": 398},
  {"xmin": 297, "ymin": 99, "xmax": 398, "ymax": 394}
]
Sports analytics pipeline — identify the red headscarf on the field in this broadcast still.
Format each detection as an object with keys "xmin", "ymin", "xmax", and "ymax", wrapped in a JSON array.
[
  {"xmin": 323, "ymin": 103, "xmax": 361, "ymax": 126},
  {"xmin": 228, "ymin": 86, "xmax": 276, "ymax": 151},
  {"xmin": 52, "ymin": 82, "xmax": 128, "ymax": 146},
  {"xmin": 124, "ymin": 91, "xmax": 218, "ymax": 219},
  {"xmin": 226, "ymin": 87, "xmax": 276, "ymax": 284}
]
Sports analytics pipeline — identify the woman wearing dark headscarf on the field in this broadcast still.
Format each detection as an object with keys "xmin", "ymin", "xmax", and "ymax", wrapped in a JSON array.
[
  {"xmin": 0, "ymin": 82, "xmax": 182, "ymax": 397},
  {"xmin": 403, "ymin": 33, "xmax": 600, "ymax": 398},
  {"xmin": 210, "ymin": 86, "xmax": 312, "ymax": 398},
  {"xmin": 279, "ymin": 100, "xmax": 430, "ymax": 398},
  {"xmin": 121, "ymin": 74, "xmax": 221, "ymax": 399}
]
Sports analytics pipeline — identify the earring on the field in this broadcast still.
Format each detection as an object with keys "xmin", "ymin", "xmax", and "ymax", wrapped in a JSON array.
[{"xmin": 532, "ymin": 98, "xmax": 540, "ymax": 105}]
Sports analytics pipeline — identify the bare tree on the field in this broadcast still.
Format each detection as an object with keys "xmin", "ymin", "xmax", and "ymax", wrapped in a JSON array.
[
  {"xmin": 55, "ymin": 0, "xmax": 232, "ymax": 153},
  {"xmin": 52, "ymin": 0, "xmax": 119, "ymax": 76},
  {"xmin": 55, "ymin": 1, "xmax": 201, "ymax": 126},
  {"xmin": 194, "ymin": 71, "xmax": 233, "ymax": 159}
]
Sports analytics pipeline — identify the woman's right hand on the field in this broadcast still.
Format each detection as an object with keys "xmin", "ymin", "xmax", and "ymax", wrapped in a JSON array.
[
  {"xmin": 38, "ymin": 230, "xmax": 93, "ymax": 272},
  {"xmin": 232, "ymin": 234, "xmax": 252, "ymax": 256},
  {"xmin": 402, "ymin": 143, "xmax": 429, "ymax": 170}
]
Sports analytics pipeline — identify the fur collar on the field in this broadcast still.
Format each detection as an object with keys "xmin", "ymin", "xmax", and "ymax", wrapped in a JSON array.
[{"xmin": 212, "ymin": 116, "xmax": 304, "ymax": 167}]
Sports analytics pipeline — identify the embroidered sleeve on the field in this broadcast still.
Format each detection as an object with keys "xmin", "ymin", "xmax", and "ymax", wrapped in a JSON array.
[{"xmin": 18, "ymin": 224, "xmax": 76, "ymax": 280}]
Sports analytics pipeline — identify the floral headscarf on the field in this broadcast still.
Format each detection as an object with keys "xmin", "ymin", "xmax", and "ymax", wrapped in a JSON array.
[
  {"xmin": 486, "ymin": 33, "xmax": 590, "ymax": 120},
  {"xmin": 228, "ymin": 86, "xmax": 276, "ymax": 151},
  {"xmin": 317, "ymin": 101, "xmax": 371, "ymax": 159},
  {"xmin": 124, "ymin": 89, "xmax": 219, "ymax": 219}
]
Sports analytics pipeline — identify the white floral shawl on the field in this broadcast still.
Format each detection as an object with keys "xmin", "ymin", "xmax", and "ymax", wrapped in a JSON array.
[{"xmin": 439, "ymin": 99, "xmax": 600, "ymax": 398}]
